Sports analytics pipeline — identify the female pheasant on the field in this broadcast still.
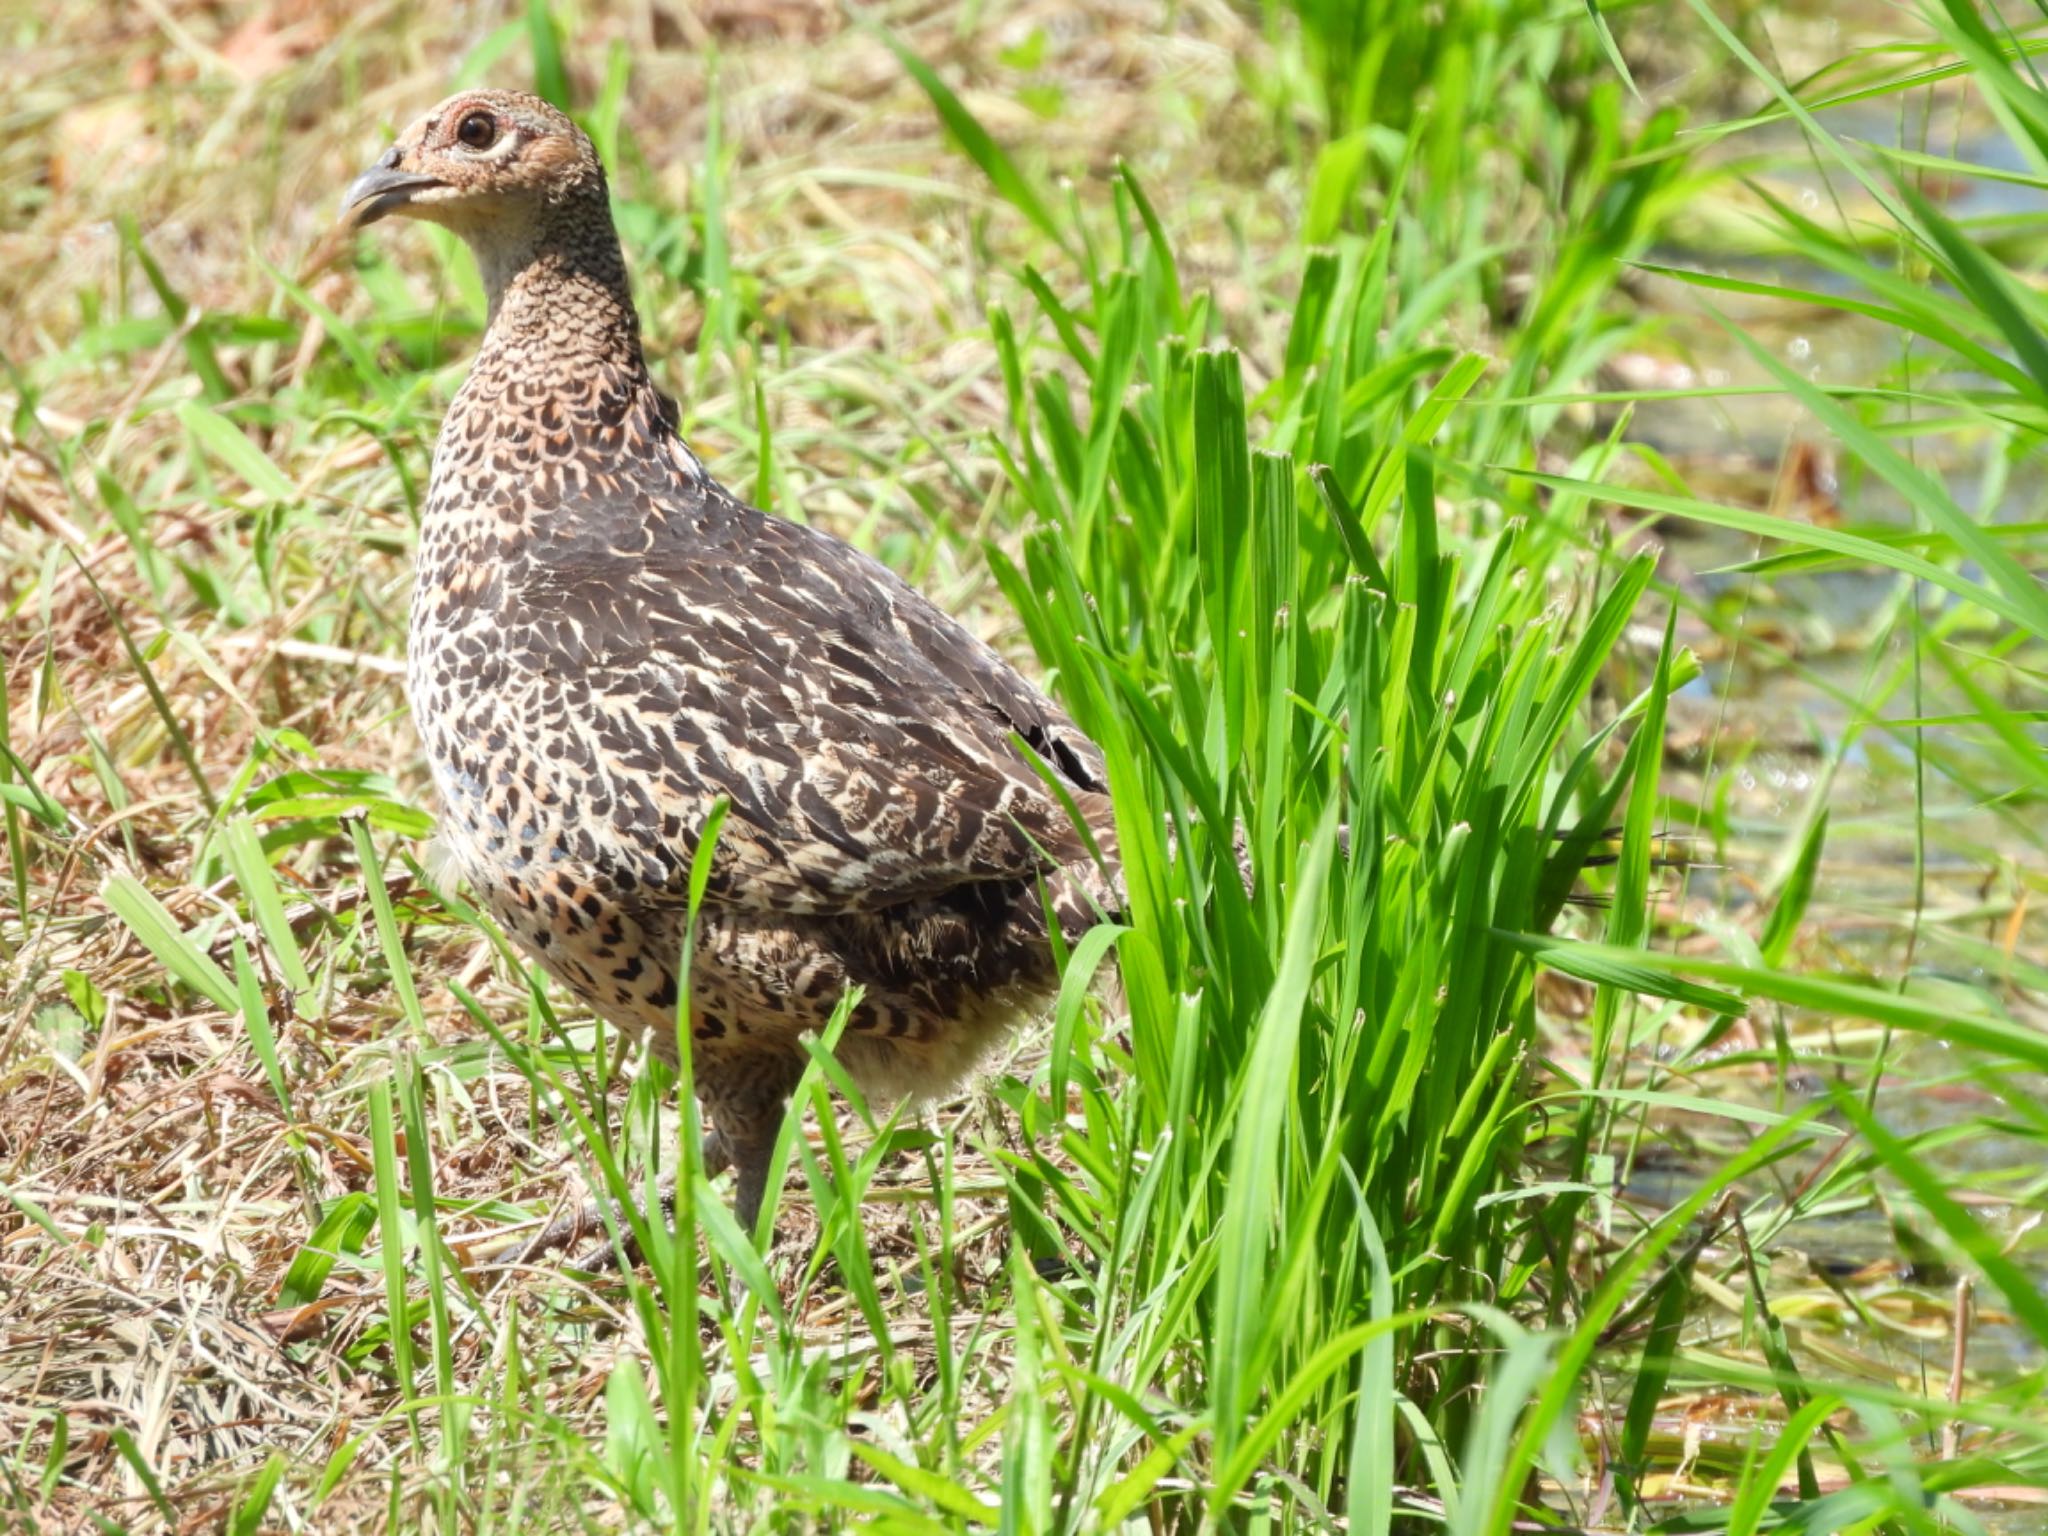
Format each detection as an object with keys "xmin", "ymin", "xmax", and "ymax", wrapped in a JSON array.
[{"xmin": 342, "ymin": 90, "xmax": 1118, "ymax": 1250}]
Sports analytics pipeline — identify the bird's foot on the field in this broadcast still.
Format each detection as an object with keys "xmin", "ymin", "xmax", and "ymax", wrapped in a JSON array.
[
  {"xmin": 568, "ymin": 1212, "xmax": 653, "ymax": 1274},
  {"xmin": 513, "ymin": 1131, "xmax": 734, "ymax": 1272},
  {"xmin": 512, "ymin": 1182, "xmax": 673, "ymax": 1271}
]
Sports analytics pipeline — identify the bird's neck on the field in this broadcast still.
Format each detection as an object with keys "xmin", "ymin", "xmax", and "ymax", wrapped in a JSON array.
[
  {"xmin": 454, "ymin": 199, "xmax": 664, "ymax": 424},
  {"xmin": 421, "ymin": 206, "xmax": 700, "ymax": 588}
]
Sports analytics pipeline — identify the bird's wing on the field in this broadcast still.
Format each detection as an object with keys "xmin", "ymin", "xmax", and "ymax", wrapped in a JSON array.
[{"xmin": 515, "ymin": 490, "xmax": 1111, "ymax": 915}]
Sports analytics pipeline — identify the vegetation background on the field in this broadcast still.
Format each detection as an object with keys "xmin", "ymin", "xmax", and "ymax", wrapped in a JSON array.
[{"xmin": 3, "ymin": 0, "xmax": 2046, "ymax": 1530}]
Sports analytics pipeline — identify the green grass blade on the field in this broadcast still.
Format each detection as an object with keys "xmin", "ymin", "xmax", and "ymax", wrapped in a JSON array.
[
  {"xmin": 876, "ymin": 25, "xmax": 1070, "ymax": 256},
  {"xmin": 101, "ymin": 875, "xmax": 237, "ymax": 1011}
]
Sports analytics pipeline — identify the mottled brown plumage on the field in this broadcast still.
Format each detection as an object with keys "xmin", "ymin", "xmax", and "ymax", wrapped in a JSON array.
[{"xmin": 342, "ymin": 91, "xmax": 1119, "ymax": 1247}]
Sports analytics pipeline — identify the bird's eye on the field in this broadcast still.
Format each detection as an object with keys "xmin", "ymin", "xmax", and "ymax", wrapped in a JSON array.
[{"xmin": 455, "ymin": 112, "xmax": 497, "ymax": 150}]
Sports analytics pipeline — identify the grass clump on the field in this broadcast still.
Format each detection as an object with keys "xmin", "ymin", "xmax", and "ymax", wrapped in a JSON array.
[{"xmin": 2, "ymin": 1, "xmax": 2047, "ymax": 1532}]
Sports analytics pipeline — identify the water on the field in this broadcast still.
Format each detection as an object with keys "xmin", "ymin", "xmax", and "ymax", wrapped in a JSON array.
[{"xmin": 1579, "ymin": 85, "xmax": 2048, "ymax": 1520}]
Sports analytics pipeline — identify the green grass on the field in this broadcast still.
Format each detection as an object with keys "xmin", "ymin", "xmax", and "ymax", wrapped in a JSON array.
[{"xmin": 4, "ymin": 0, "xmax": 2048, "ymax": 1531}]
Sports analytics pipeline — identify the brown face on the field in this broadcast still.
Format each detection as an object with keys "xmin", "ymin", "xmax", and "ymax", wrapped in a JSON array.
[{"xmin": 340, "ymin": 90, "xmax": 600, "ymax": 231}]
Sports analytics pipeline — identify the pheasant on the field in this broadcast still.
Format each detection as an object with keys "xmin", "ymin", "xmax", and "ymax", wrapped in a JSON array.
[{"xmin": 341, "ymin": 91, "xmax": 1119, "ymax": 1256}]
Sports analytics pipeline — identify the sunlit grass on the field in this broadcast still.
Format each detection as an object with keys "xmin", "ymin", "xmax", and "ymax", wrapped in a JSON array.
[{"xmin": 3, "ymin": 0, "xmax": 2047, "ymax": 1531}]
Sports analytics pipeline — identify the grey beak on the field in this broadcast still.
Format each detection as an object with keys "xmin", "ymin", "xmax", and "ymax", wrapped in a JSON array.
[{"xmin": 340, "ymin": 150, "xmax": 442, "ymax": 228}]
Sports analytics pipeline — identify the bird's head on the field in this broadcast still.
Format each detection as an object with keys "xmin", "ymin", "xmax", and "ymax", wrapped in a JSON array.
[{"xmin": 340, "ymin": 90, "xmax": 605, "ymax": 236}]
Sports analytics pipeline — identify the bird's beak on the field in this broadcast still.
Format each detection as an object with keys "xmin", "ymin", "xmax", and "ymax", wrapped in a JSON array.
[{"xmin": 340, "ymin": 152, "xmax": 442, "ymax": 229}]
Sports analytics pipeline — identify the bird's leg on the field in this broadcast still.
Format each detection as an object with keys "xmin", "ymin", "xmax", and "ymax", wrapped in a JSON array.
[
  {"xmin": 726, "ymin": 1125, "xmax": 781, "ymax": 1240},
  {"xmin": 565, "ymin": 1114, "xmax": 784, "ymax": 1271},
  {"xmin": 706, "ymin": 1060, "xmax": 803, "ymax": 1244},
  {"xmin": 521, "ymin": 1059, "xmax": 798, "ymax": 1271}
]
